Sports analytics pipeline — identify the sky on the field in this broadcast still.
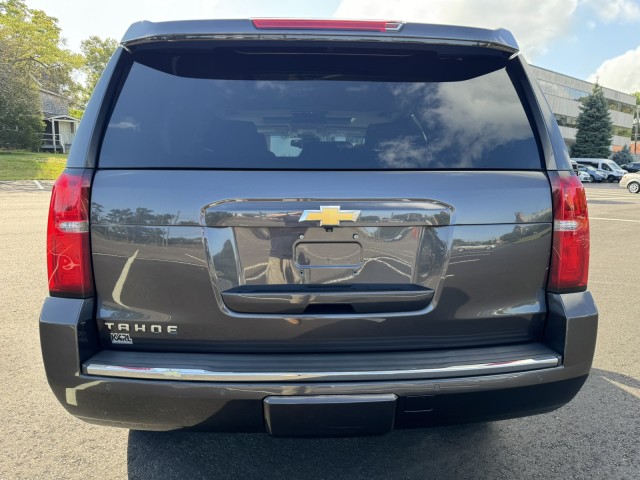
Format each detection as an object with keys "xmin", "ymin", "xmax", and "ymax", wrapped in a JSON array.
[{"xmin": 27, "ymin": 0, "xmax": 640, "ymax": 95}]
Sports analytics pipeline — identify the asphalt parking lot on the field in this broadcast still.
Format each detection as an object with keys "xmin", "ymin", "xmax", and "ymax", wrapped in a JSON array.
[{"xmin": 0, "ymin": 182, "xmax": 638, "ymax": 479}]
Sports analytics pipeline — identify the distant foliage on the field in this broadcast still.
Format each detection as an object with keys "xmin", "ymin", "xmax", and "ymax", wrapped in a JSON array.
[
  {"xmin": 68, "ymin": 108, "xmax": 83, "ymax": 120},
  {"xmin": 78, "ymin": 36, "xmax": 118, "ymax": 108},
  {"xmin": 0, "ymin": 41, "xmax": 43, "ymax": 149},
  {"xmin": 612, "ymin": 145, "xmax": 633, "ymax": 166},
  {"xmin": 0, "ymin": 0, "xmax": 80, "ymax": 149},
  {"xmin": 0, "ymin": 0, "xmax": 81, "ymax": 94},
  {"xmin": 570, "ymin": 83, "xmax": 614, "ymax": 158}
]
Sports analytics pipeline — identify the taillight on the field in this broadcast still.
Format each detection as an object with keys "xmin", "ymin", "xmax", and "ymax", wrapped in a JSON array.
[
  {"xmin": 251, "ymin": 19, "xmax": 404, "ymax": 32},
  {"xmin": 547, "ymin": 171, "xmax": 590, "ymax": 293},
  {"xmin": 47, "ymin": 169, "xmax": 94, "ymax": 297}
]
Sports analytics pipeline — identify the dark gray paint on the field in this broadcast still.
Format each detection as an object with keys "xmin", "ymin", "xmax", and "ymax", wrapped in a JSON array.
[
  {"xmin": 39, "ymin": 291, "xmax": 596, "ymax": 431},
  {"xmin": 91, "ymin": 170, "xmax": 552, "ymax": 226},
  {"xmin": 121, "ymin": 20, "xmax": 519, "ymax": 53},
  {"xmin": 90, "ymin": 171, "xmax": 552, "ymax": 352}
]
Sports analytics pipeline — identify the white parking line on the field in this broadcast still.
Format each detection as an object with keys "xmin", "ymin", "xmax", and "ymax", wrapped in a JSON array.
[
  {"xmin": 590, "ymin": 217, "xmax": 640, "ymax": 223},
  {"xmin": 184, "ymin": 253, "xmax": 207, "ymax": 264},
  {"xmin": 112, "ymin": 249, "xmax": 139, "ymax": 307},
  {"xmin": 588, "ymin": 197, "xmax": 638, "ymax": 201},
  {"xmin": 33, "ymin": 180, "xmax": 44, "ymax": 190},
  {"xmin": 586, "ymin": 192, "xmax": 632, "ymax": 196},
  {"xmin": 586, "ymin": 190, "xmax": 631, "ymax": 195},
  {"xmin": 448, "ymin": 259, "xmax": 481, "ymax": 265},
  {"xmin": 601, "ymin": 376, "xmax": 640, "ymax": 400}
]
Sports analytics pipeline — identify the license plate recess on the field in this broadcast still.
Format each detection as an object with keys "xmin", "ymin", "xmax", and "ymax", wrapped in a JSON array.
[{"xmin": 263, "ymin": 394, "xmax": 397, "ymax": 437}]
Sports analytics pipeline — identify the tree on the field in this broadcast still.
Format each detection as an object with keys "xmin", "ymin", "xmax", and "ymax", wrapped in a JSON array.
[
  {"xmin": 612, "ymin": 145, "xmax": 633, "ymax": 166},
  {"xmin": 0, "ymin": 0, "xmax": 81, "ymax": 94},
  {"xmin": 0, "ymin": 47, "xmax": 43, "ymax": 149},
  {"xmin": 0, "ymin": 0, "xmax": 81, "ymax": 149},
  {"xmin": 570, "ymin": 83, "xmax": 614, "ymax": 158},
  {"xmin": 78, "ymin": 36, "xmax": 118, "ymax": 108}
]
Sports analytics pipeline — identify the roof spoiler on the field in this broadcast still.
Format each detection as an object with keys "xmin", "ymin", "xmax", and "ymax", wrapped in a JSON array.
[{"xmin": 121, "ymin": 19, "xmax": 519, "ymax": 53}]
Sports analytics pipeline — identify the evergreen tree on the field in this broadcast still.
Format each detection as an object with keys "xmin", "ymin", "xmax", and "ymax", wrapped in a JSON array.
[
  {"xmin": 612, "ymin": 145, "xmax": 633, "ymax": 166},
  {"xmin": 570, "ymin": 83, "xmax": 613, "ymax": 158}
]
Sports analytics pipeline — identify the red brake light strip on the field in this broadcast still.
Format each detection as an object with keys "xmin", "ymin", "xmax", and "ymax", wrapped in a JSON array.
[{"xmin": 251, "ymin": 19, "xmax": 404, "ymax": 33}]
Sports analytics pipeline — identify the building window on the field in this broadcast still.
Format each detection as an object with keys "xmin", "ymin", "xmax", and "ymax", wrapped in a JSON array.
[
  {"xmin": 554, "ymin": 114, "xmax": 630, "ymax": 136},
  {"xmin": 538, "ymin": 79, "xmax": 634, "ymax": 115}
]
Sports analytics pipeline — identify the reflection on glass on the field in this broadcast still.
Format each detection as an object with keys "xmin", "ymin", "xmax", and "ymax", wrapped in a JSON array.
[
  {"xmin": 101, "ymin": 61, "xmax": 541, "ymax": 170},
  {"xmin": 264, "ymin": 213, "xmax": 305, "ymax": 285}
]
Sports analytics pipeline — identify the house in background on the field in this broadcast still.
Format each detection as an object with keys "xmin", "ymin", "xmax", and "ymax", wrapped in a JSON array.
[{"xmin": 40, "ymin": 88, "xmax": 79, "ymax": 153}]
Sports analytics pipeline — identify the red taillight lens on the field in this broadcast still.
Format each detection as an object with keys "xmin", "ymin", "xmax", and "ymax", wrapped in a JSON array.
[
  {"xmin": 548, "ymin": 171, "xmax": 590, "ymax": 293},
  {"xmin": 47, "ymin": 169, "xmax": 93, "ymax": 297},
  {"xmin": 251, "ymin": 19, "xmax": 403, "ymax": 32}
]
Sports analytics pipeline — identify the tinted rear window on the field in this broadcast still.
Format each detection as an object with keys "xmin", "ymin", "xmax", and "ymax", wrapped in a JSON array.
[{"xmin": 99, "ymin": 46, "xmax": 541, "ymax": 170}]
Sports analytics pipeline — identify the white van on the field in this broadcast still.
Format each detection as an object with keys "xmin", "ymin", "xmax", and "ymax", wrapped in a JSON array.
[
  {"xmin": 570, "ymin": 160, "xmax": 579, "ymax": 173},
  {"xmin": 572, "ymin": 158, "xmax": 627, "ymax": 182}
]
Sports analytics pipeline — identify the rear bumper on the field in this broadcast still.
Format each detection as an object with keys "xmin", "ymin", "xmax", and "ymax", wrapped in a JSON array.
[{"xmin": 39, "ymin": 292, "xmax": 597, "ymax": 435}]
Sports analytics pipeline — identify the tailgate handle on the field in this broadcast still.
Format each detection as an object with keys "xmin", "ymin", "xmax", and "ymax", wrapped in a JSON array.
[{"xmin": 221, "ymin": 285, "xmax": 434, "ymax": 314}]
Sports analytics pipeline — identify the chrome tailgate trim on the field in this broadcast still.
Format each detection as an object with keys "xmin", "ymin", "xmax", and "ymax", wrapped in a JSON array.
[{"xmin": 84, "ymin": 344, "xmax": 560, "ymax": 382}]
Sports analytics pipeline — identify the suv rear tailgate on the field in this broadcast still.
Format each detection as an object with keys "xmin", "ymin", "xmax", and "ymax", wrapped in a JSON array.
[{"xmin": 91, "ymin": 169, "xmax": 551, "ymax": 352}]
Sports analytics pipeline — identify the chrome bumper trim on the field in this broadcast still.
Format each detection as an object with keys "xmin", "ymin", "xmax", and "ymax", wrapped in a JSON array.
[{"xmin": 84, "ymin": 355, "xmax": 559, "ymax": 382}]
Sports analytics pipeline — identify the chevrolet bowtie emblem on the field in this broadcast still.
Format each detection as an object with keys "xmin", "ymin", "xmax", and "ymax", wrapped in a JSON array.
[{"xmin": 299, "ymin": 206, "xmax": 361, "ymax": 226}]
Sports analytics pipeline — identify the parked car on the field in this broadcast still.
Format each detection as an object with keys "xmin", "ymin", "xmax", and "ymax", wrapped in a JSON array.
[
  {"xmin": 620, "ymin": 173, "xmax": 640, "ymax": 193},
  {"xmin": 571, "ymin": 160, "xmax": 592, "ymax": 184},
  {"xmin": 578, "ymin": 170, "xmax": 593, "ymax": 183},
  {"xmin": 40, "ymin": 19, "xmax": 597, "ymax": 436},
  {"xmin": 623, "ymin": 162, "xmax": 640, "ymax": 173},
  {"xmin": 579, "ymin": 165, "xmax": 606, "ymax": 182},
  {"xmin": 570, "ymin": 160, "xmax": 579, "ymax": 173},
  {"xmin": 573, "ymin": 158, "xmax": 626, "ymax": 182}
]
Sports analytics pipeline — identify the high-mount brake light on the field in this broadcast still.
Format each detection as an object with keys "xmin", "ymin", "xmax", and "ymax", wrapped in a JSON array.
[
  {"xmin": 251, "ymin": 19, "xmax": 404, "ymax": 32},
  {"xmin": 547, "ymin": 171, "xmax": 590, "ymax": 293},
  {"xmin": 47, "ymin": 169, "xmax": 94, "ymax": 297}
]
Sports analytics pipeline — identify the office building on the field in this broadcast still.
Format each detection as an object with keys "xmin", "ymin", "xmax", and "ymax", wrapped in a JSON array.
[{"xmin": 530, "ymin": 65, "xmax": 635, "ymax": 152}]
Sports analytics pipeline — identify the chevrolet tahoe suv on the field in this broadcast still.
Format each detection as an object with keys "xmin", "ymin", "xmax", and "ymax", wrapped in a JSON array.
[{"xmin": 40, "ymin": 19, "xmax": 598, "ymax": 436}]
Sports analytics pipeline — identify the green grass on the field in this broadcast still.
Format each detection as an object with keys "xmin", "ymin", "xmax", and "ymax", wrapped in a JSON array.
[{"xmin": 0, "ymin": 151, "xmax": 67, "ymax": 180}]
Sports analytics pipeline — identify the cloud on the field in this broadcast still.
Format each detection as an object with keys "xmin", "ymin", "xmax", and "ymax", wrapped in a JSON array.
[
  {"xmin": 581, "ymin": 0, "xmax": 640, "ymax": 22},
  {"xmin": 588, "ymin": 45, "xmax": 640, "ymax": 93},
  {"xmin": 372, "ymin": 72, "xmax": 534, "ymax": 168},
  {"xmin": 333, "ymin": 0, "xmax": 578, "ymax": 59}
]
